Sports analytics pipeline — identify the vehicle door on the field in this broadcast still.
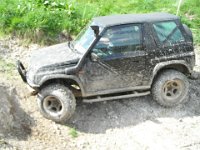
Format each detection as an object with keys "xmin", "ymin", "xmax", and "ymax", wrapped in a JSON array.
[{"xmin": 79, "ymin": 24, "xmax": 146, "ymax": 96}]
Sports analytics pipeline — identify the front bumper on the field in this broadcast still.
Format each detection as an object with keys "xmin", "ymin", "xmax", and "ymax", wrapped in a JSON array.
[
  {"xmin": 17, "ymin": 60, "xmax": 38, "ymax": 95},
  {"xmin": 16, "ymin": 60, "xmax": 27, "ymax": 83}
]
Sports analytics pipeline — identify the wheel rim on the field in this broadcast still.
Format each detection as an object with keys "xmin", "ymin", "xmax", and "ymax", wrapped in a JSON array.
[
  {"xmin": 43, "ymin": 96, "xmax": 63, "ymax": 115},
  {"xmin": 162, "ymin": 79, "xmax": 184, "ymax": 101}
]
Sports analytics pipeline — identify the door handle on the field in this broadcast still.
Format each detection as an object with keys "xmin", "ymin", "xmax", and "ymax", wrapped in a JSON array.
[{"xmin": 133, "ymin": 60, "xmax": 139, "ymax": 63}]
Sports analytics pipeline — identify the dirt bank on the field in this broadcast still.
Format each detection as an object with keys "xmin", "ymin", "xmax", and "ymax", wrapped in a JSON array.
[{"xmin": 0, "ymin": 82, "xmax": 33, "ymax": 149}]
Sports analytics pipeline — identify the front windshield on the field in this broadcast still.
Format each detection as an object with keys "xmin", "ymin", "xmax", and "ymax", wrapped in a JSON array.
[{"xmin": 73, "ymin": 22, "xmax": 100, "ymax": 53}]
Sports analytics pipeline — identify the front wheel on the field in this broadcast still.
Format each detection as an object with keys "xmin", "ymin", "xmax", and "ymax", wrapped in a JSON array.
[
  {"xmin": 152, "ymin": 69, "xmax": 189, "ymax": 107},
  {"xmin": 37, "ymin": 84, "xmax": 76, "ymax": 123}
]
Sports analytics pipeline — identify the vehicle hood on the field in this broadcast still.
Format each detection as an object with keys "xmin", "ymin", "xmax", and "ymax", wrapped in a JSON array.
[{"xmin": 28, "ymin": 42, "xmax": 81, "ymax": 70}]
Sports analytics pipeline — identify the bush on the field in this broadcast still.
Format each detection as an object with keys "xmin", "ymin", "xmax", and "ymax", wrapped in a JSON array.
[{"xmin": 0, "ymin": 0, "xmax": 199, "ymax": 45}]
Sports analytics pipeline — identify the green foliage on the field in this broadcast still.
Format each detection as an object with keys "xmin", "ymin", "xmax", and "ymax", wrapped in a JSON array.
[
  {"xmin": 0, "ymin": 138, "xmax": 7, "ymax": 145},
  {"xmin": 179, "ymin": 0, "xmax": 200, "ymax": 44},
  {"xmin": 69, "ymin": 127, "xmax": 78, "ymax": 138},
  {"xmin": 0, "ymin": 0, "xmax": 199, "ymax": 44}
]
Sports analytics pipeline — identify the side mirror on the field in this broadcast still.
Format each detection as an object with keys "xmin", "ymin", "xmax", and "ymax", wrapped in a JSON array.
[
  {"xmin": 91, "ymin": 52, "xmax": 99, "ymax": 62},
  {"xmin": 90, "ymin": 25, "xmax": 99, "ymax": 37}
]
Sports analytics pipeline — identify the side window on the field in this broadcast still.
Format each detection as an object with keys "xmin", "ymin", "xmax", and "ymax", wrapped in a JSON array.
[
  {"xmin": 153, "ymin": 21, "xmax": 185, "ymax": 46},
  {"xmin": 93, "ymin": 24, "xmax": 142, "ymax": 58}
]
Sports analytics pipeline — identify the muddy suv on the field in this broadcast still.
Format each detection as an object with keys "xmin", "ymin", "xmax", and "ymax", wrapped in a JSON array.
[{"xmin": 17, "ymin": 13, "xmax": 196, "ymax": 123}]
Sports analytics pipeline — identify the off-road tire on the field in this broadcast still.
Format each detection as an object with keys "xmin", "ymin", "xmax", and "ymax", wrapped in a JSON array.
[
  {"xmin": 37, "ymin": 84, "xmax": 76, "ymax": 123},
  {"xmin": 152, "ymin": 69, "xmax": 189, "ymax": 107}
]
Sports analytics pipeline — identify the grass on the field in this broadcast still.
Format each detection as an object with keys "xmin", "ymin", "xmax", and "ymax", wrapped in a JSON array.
[
  {"xmin": 0, "ymin": 0, "xmax": 199, "ymax": 45},
  {"xmin": 69, "ymin": 127, "xmax": 78, "ymax": 138},
  {"xmin": 0, "ymin": 137, "xmax": 8, "ymax": 145}
]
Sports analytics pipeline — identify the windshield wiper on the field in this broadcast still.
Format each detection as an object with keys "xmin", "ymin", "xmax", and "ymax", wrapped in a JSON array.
[
  {"xmin": 68, "ymin": 41, "xmax": 72, "ymax": 49},
  {"xmin": 68, "ymin": 41, "xmax": 81, "ymax": 54}
]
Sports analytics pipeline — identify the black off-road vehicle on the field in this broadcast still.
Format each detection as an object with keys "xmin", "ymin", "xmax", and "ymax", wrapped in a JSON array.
[{"xmin": 17, "ymin": 13, "xmax": 196, "ymax": 123}]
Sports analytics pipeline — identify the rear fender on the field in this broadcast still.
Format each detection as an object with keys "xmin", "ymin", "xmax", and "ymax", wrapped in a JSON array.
[{"xmin": 151, "ymin": 60, "xmax": 192, "ymax": 85}]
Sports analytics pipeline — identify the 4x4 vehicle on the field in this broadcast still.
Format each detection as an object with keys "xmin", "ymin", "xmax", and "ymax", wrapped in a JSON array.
[{"xmin": 17, "ymin": 13, "xmax": 196, "ymax": 123}]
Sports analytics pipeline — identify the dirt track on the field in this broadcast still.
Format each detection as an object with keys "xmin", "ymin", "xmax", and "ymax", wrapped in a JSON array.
[{"xmin": 0, "ymin": 38, "xmax": 200, "ymax": 149}]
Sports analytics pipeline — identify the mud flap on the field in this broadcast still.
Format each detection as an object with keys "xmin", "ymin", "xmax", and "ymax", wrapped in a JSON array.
[{"xmin": 190, "ymin": 71, "xmax": 200, "ymax": 80}]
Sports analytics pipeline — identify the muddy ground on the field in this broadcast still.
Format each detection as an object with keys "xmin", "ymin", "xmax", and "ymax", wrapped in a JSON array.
[{"xmin": 0, "ymin": 38, "xmax": 200, "ymax": 150}]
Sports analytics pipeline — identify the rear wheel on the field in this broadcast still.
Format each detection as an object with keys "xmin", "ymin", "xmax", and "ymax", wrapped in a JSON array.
[
  {"xmin": 152, "ymin": 69, "xmax": 189, "ymax": 107},
  {"xmin": 37, "ymin": 84, "xmax": 76, "ymax": 123}
]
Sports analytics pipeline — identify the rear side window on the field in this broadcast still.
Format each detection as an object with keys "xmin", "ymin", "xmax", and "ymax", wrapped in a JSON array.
[{"xmin": 153, "ymin": 21, "xmax": 185, "ymax": 45}]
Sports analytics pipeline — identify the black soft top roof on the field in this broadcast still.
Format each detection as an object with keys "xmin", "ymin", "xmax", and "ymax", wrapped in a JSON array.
[{"xmin": 93, "ymin": 12, "xmax": 179, "ymax": 27}]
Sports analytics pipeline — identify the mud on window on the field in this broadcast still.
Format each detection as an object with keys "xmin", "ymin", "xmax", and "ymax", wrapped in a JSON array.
[
  {"xmin": 153, "ymin": 21, "xmax": 185, "ymax": 46},
  {"xmin": 93, "ymin": 24, "xmax": 142, "ymax": 59}
]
